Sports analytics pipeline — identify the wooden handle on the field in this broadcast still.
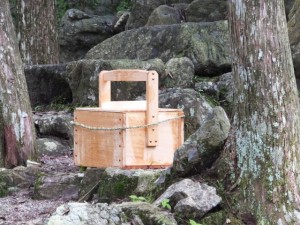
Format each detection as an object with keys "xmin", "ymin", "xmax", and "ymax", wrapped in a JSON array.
[{"xmin": 99, "ymin": 69, "xmax": 158, "ymax": 147}]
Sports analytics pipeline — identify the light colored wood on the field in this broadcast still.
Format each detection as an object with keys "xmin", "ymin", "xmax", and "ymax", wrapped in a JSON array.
[
  {"xmin": 98, "ymin": 69, "xmax": 159, "ymax": 146},
  {"xmin": 101, "ymin": 101, "xmax": 146, "ymax": 111},
  {"xmin": 74, "ymin": 110, "xmax": 124, "ymax": 167},
  {"xmin": 74, "ymin": 69, "xmax": 184, "ymax": 169},
  {"xmin": 146, "ymin": 71, "xmax": 158, "ymax": 146},
  {"xmin": 74, "ymin": 108, "xmax": 184, "ymax": 168},
  {"xmin": 99, "ymin": 72, "xmax": 111, "ymax": 107},
  {"xmin": 101, "ymin": 69, "xmax": 148, "ymax": 81}
]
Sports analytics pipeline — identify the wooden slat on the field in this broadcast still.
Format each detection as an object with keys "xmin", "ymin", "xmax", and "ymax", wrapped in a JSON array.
[
  {"xmin": 99, "ymin": 71, "xmax": 111, "ymax": 107},
  {"xmin": 146, "ymin": 71, "xmax": 158, "ymax": 146},
  {"xmin": 102, "ymin": 70, "xmax": 148, "ymax": 81}
]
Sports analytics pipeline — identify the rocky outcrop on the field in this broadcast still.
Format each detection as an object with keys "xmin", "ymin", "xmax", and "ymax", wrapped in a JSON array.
[
  {"xmin": 59, "ymin": 9, "xmax": 116, "ymax": 62},
  {"xmin": 185, "ymin": 0, "xmax": 227, "ymax": 22},
  {"xmin": 164, "ymin": 57, "xmax": 194, "ymax": 88},
  {"xmin": 146, "ymin": 5, "xmax": 182, "ymax": 26},
  {"xmin": 154, "ymin": 178, "xmax": 222, "ymax": 219},
  {"xmin": 34, "ymin": 172, "xmax": 83, "ymax": 200},
  {"xmin": 172, "ymin": 106, "xmax": 230, "ymax": 175},
  {"xmin": 34, "ymin": 112, "xmax": 73, "ymax": 146},
  {"xmin": 86, "ymin": 21, "xmax": 231, "ymax": 76},
  {"xmin": 46, "ymin": 202, "xmax": 124, "ymax": 225},
  {"xmin": 36, "ymin": 138, "xmax": 69, "ymax": 156},
  {"xmin": 97, "ymin": 167, "xmax": 162, "ymax": 203},
  {"xmin": 159, "ymin": 88, "xmax": 213, "ymax": 138},
  {"xmin": 46, "ymin": 202, "xmax": 178, "ymax": 225},
  {"xmin": 24, "ymin": 64, "xmax": 71, "ymax": 107}
]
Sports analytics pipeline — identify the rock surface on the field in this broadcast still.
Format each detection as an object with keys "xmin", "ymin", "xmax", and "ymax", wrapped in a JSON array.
[
  {"xmin": 98, "ymin": 167, "xmax": 162, "ymax": 203},
  {"xmin": 185, "ymin": 0, "xmax": 227, "ymax": 22},
  {"xmin": 146, "ymin": 5, "xmax": 182, "ymax": 26},
  {"xmin": 172, "ymin": 106, "xmax": 230, "ymax": 175},
  {"xmin": 159, "ymin": 88, "xmax": 213, "ymax": 138},
  {"xmin": 25, "ymin": 64, "xmax": 71, "ymax": 107},
  {"xmin": 154, "ymin": 178, "xmax": 222, "ymax": 218},
  {"xmin": 86, "ymin": 21, "xmax": 231, "ymax": 76},
  {"xmin": 46, "ymin": 202, "xmax": 124, "ymax": 225},
  {"xmin": 59, "ymin": 9, "xmax": 116, "ymax": 62},
  {"xmin": 34, "ymin": 172, "xmax": 83, "ymax": 200}
]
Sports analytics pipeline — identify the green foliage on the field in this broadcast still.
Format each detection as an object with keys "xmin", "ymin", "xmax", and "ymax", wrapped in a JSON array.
[
  {"xmin": 161, "ymin": 198, "xmax": 171, "ymax": 210},
  {"xmin": 129, "ymin": 195, "xmax": 147, "ymax": 202},
  {"xmin": 117, "ymin": 0, "xmax": 133, "ymax": 11},
  {"xmin": 56, "ymin": 0, "xmax": 68, "ymax": 23},
  {"xmin": 189, "ymin": 219, "xmax": 202, "ymax": 225}
]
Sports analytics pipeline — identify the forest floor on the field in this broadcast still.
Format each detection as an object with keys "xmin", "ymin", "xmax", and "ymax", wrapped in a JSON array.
[{"xmin": 0, "ymin": 153, "xmax": 79, "ymax": 225}]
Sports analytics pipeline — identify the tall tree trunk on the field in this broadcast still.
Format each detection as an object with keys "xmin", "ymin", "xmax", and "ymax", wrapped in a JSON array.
[
  {"xmin": 15, "ymin": 0, "xmax": 59, "ymax": 64},
  {"xmin": 228, "ymin": 0, "xmax": 300, "ymax": 223},
  {"xmin": 0, "ymin": 0, "xmax": 37, "ymax": 168}
]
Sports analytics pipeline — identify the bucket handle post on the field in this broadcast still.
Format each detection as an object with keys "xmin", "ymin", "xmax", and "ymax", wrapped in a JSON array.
[{"xmin": 99, "ymin": 70, "xmax": 159, "ymax": 147}]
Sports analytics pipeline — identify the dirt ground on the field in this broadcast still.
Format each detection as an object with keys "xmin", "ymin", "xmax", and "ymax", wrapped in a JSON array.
[{"xmin": 0, "ymin": 154, "xmax": 80, "ymax": 225}]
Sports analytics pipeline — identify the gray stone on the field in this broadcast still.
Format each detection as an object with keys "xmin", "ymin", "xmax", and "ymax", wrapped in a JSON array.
[
  {"xmin": 24, "ymin": 64, "xmax": 71, "ymax": 107},
  {"xmin": 66, "ymin": 58, "xmax": 166, "ymax": 106},
  {"xmin": 59, "ymin": 9, "xmax": 116, "ymax": 62},
  {"xmin": 98, "ymin": 167, "xmax": 162, "ymax": 203},
  {"xmin": 146, "ymin": 5, "xmax": 181, "ymax": 26},
  {"xmin": 172, "ymin": 106, "xmax": 230, "ymax": 175},
  {"xmin": 34, "ymin": 172, "xmax": 83, "ymax": 200},
  {"xmin": 86, "ymin": 21, "xmax": 231, "ymax": 76},
  {"xmin": 159, "ymin": 88, "xmax": 213, "ymax": 138},
  {"xmin": 154, "ymin": 178, "xmax": 221, "ymax": 218},
  {"xmin": 164, "ymin": 57, "xmax": 194, "ymax": 88},
  {"xmin": 46, "ymin": 202, "xmax": 124, "ymax": 225},
  {"xmin": 34, "ymin": 112, "xmax": 73, "ymax": 145},
  {"xmin": 36, "ymin": 138, "xmax": 68, "ymax": 156},
  {"xmin": 119, "ymin": 202, "xmax": 178, "ymax": 225},
  {"xmin": 185, "ymin": 0, "xmax": 227, "ymax": 22},
  {"xmin": 79, "ymin": 168, "xmax": 105, "ymax": 202}
]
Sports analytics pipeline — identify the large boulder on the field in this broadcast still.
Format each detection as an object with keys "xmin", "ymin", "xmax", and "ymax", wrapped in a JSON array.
[
  {"xmin": 118, "ymin": 202, "xmax": 178, "ymax": 225},
  {"xmin": 154, "ymin": 178, "xmax": 222, "ymax": 219},
  {"xmin": 24, "ymin": 64, "xmax": 71, "ymax": 107},
  {"xmin": 164, "ymin": 57, "xmax": 194, "ymax": 88},
  {"xmin": 159, "ymin": 88, "xmax": 213, "ymax": 138},
  {"xmin": 46, "ymin": 202, "xmax": 124, "ymax": 225},
  {"xmin": 97, "ymin": 167, "xmax": 162, "ymax": 203},
  {"xmin": 33, "ymin": 112, "xmax": 73, "ymax": 146},
  {"xmin": 172, "ymin": 106, "xmax": 230, "ymax": 176},
  {"xmin": 288, "ymin": 0, "xmax": 300, "ymax": 78},
  {"xmin": 34, "ymin": 172, "xmax": 83, "ymax": 200},
  {"xmin": 86, "ymin": 21, "xmax": 231, "ymax": 76},
  {"xmin": 59, "ymin": 9, "xmax": 116, "ymax": 62},
  {"xmin": 185, "ymin": 0, "xmax": 227, "ymax": 22},
  {"xmin": 66, "ymin": 58, "xmax": 166, "ymax": 106},
  {"xmin": 146, "ymin": 5, "xmax": 182, "ymax": 26},
  {"xmin": 47, "ymin": 202, "xmax": 177, "ymax": 225},
  {"xmin": 36, "ymin": 138, "xmax": 69, "ymax": 156}
]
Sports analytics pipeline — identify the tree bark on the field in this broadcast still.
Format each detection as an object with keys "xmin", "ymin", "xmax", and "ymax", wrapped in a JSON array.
[
  {"xmin": 0, "ymin": 0, "xmax": 37, "ymax": 168},
  {"xmin": 228, "ymin": 0, "xmax": 300, "ymax": 223},
  {"xmin": 15, "ymin": 0, "xmax": 59, "ymax": 64}
]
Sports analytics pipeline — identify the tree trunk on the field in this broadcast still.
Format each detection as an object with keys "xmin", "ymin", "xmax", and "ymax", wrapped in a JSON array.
[
  {"xmin": 0, "ymin": 0, "xmax": 37, "ymax": 168},
  {"xmin": 228, "ymin": 0, "xmax": 300, "ymax": 223},
  {"xmin": 15, "ymin": 0, "xmax": 59, "ymax": 64}
]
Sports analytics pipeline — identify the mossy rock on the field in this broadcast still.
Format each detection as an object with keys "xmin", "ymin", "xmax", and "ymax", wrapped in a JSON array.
[{"xmin": 98, "ymin": 168, "xmax": 162, "ymax": 203}]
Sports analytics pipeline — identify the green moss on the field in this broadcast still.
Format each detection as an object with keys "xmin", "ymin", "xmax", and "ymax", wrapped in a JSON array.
[
  {"xmin": 98, "ymin": 173, "xmax": 138, "ymax": 202},
  {"xmin": 0, "ymin": 182, "xmax": 8, "ymax": 197}
]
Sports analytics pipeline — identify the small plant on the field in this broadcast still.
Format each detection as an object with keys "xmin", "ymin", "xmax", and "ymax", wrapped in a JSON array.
[
  {"xmin": 161, "ymin": 198, "xmax": 171, "ymax": 210},
  {"xmin": 189, "ymin": 219, "xmax": 202, "ymax": 225},
  {"xmin": 129, "ymin": 195, "xmax": 147, "ymax": 202}
]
